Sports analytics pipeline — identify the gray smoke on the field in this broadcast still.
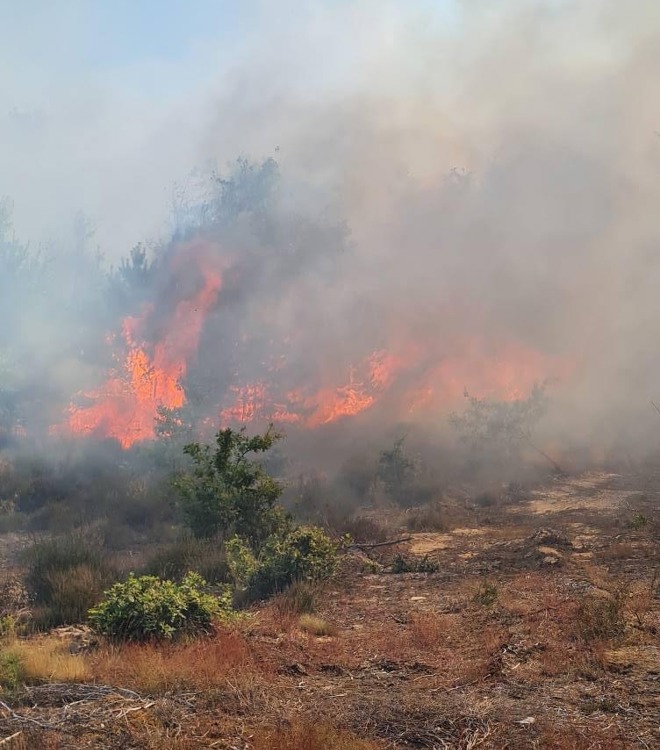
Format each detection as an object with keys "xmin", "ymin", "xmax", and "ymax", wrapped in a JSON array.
[{"xmin": 3, "ymin": 0, "xmax": 660, "ymax": 462}]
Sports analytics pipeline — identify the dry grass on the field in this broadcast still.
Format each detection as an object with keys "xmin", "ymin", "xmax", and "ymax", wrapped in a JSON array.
[
  {"xmin": 405, "ymin": 503, "xmax": 448, "ymax": 532},
  {"xmin": 407, "ymin": 611, "xmax": 447, "ymax": 650},
  {"xmin": 251, "ymin": 722, "xmax": 381, "ymax": 750},
  {"xmin": 86, "ymin": 629, "xmax": 252, "ymax": 694},
  {"xmin": 299, "ymin": 615, "xmax": 338, "ymax": 637},
  {"xmin": 537, "ymin": 723, "xmax": 630, "ymax": 749},
  {"xmin": 600, "ymin": 542, "xmax": 636, "ymax": 561},
  {"xmin": 5, "ymin": 636, "xmax": 89, "ymax": 683},
  {"xmin": 574, "ymin": 592, "xmax": 626, "ymax": 643},
  {"xmin": 273, "ymin": 581, "xmax": 319, "ymax": 618}
]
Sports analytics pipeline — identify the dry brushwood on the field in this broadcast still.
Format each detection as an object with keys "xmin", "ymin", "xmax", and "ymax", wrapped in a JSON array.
[
  {"xmin": 0, "ymin": 683, "xmax": 158, "ymax": 737},
  {"xmin": 346, "ymin": 694, "xmax": 494, "ymax": 749}
]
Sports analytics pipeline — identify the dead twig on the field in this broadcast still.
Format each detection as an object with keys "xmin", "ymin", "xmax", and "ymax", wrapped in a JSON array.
[
  {"xmin": 0, "ymin": 732, "xmax": 22, "ymax": 747},
  {"xmin": 349, "ymin": 537, "xmax": 412, "ymax": 550}
]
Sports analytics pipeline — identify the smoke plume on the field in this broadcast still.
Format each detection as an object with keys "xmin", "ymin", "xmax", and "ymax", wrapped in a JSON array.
[{"xmin": 2, "ymin": 0, "xmax": 660, "ymax": 466}]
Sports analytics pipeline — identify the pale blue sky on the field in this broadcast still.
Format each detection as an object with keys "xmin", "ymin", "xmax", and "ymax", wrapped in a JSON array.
[{"xmin": 0, "ymin": 1, "xmax": 459, "ymax": 250}]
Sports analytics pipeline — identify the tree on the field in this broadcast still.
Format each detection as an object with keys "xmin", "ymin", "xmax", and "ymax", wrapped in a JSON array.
[
  {"xmin": 173, "ymin": 425, "xmax": 288, "ymax": 545},
  {"xmin": 377, "ymin": 436, "xmax": 421, "ymax": 506},
  {"xmin": 449, "ymin": 383, "xmax": 562, "ymax": 473}
]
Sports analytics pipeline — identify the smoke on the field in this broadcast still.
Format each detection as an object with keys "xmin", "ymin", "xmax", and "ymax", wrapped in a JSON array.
[{"xmin": 3, "ymin": 0, "xmax": 660, "ymax": 464}]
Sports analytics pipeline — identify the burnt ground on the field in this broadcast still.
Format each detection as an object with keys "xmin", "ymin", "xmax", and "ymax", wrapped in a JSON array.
[{"xmin": 0, "ymin": 470, "xmax": 658, "ymax": 749}]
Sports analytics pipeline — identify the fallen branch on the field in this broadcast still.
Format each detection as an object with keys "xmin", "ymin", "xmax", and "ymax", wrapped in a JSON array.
[
  {"xmin": 523, "ymin": 436, "xmax": 564, "ymax": 475},
  {"xmin": 0, "ymin": 732, "xmax": 22, "ymax": 747},
  {"xmin": 349, "ymin": 537, "xmax": 412, "ymax": 550}
]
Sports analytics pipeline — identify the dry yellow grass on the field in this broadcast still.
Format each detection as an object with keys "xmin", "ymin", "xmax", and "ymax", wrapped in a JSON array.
[
  {"xmin": 298, "ymin": 615, "xmax": 338, "ymax": 637},
  {"xmin": 7, "ymin": 636, "xmax": 89, "ymax": 683}
]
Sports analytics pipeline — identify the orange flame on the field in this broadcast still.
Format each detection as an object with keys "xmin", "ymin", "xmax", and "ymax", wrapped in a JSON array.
[
  {"xmin": 61, "ymin": 250, "xmax": 221, "ymax": 447},
  {"xmin": 56, "ymin": 241, "xmax": 574, "ymax": 446}
]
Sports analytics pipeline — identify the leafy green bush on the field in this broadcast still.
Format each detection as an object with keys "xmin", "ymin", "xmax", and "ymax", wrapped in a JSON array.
[
  {"xmin": 173, "ymin": 426, "xmax": 289, "ymax": 546},
  {"xmin": 227, "ymin": 526, "xmax": 340, "ymax": 601},
  {"xmin": 88, "ymin": 572, "xmax": 230, "ymax": 641},
  {"xmin": 23, "ymin": 535, "xmax": 114, "ymax": 627}
]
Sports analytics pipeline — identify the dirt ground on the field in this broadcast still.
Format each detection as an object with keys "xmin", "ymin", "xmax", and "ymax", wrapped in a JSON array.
[{"xmin": 0, "ymin": 470, "xmax": 658, "ymax": 749}]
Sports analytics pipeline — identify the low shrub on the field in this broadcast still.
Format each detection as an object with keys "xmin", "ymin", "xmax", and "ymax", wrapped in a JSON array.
[
  {"xmin": 143, "ymin": 536, "xmax": 229, "ymax": 584},
  {"xmin": 0, "ymin": 576, "xmax": 30, "ymax": 617},
  {"xmin": 0, "ymin": 649, "xmax": 24, "ymax": 692},
  {"xmin": 628, "ymin": 513, "xmax": 648, "ymax": 531},
  {"xmin": 23, "ymin": 535, "xmax": 114, "ymax": 627},
  {"xmin": 227, "ymin": 526, "xmax": 340, "ymax": 601},
  {"xmin": 473, "ymin": 581, "xmax": 499, "ymax": 607},
  {"xmin": 574, "ymin": 592, "xmax": 625, "ymax": 642},
  {"xmin": 88, "ymin": 572, "xmax": 231, "ymax": 641},
  {"xmin": 473, "ymin": 491, "xmax": 499, "ymax": 508}
]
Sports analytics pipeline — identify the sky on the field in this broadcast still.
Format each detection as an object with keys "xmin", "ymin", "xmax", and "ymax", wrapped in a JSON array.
[{"xmin": 0, "ymin": 1, "xmax": 458, "ymax": 254}]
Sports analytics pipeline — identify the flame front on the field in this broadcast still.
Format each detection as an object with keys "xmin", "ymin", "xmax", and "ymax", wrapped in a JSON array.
[
  {"xmin": 62, "ymin": 252, "xmax": 222, "ymax": 447},
  {"xmin": 57, "ymin": 240, "xmax": 573, "ymax": 447}
]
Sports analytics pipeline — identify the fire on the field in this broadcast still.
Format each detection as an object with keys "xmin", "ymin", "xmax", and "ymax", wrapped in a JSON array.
[
  {"xmin": 215, "ymin": 340, "xmax": 568, "ymax": 432},
  {"xmin": 61, "ymin": 244, "xmax": 222, "ymax": 447},
  {"xmin": 56, "ymin": 240, "xmax": 573, "ymax": 448}
]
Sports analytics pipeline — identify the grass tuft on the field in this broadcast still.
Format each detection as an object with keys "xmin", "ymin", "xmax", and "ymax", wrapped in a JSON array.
[{"xmin": 299, "ymin": 614, "xmax": 338, "ymax": 637}]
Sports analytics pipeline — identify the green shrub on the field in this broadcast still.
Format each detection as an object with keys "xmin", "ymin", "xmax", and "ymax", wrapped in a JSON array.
[
  {"xmin": 228, "ymin": 526, "xmax": 340, "ymax": 601},
  {"xmin": 173, "ymin": 426, "xmax": 288, "ymax": 546},
  {"xmin": 473, "ymin": 581, "xmax": 499, "ymax": 607},
  {"xmin": 629, "ymin": 513, "xmax": 648, "ymax": 531},
  {"xmin": 23, "ymin": 535, "xmax": 114, "ymax": 627},
  {"xmin": 0, "ymin": 650, "xmax": 24, "ymax": 692},
  {"xmin": 88, "ymin": 572, "xmax": 230, "ymax": 641}
]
